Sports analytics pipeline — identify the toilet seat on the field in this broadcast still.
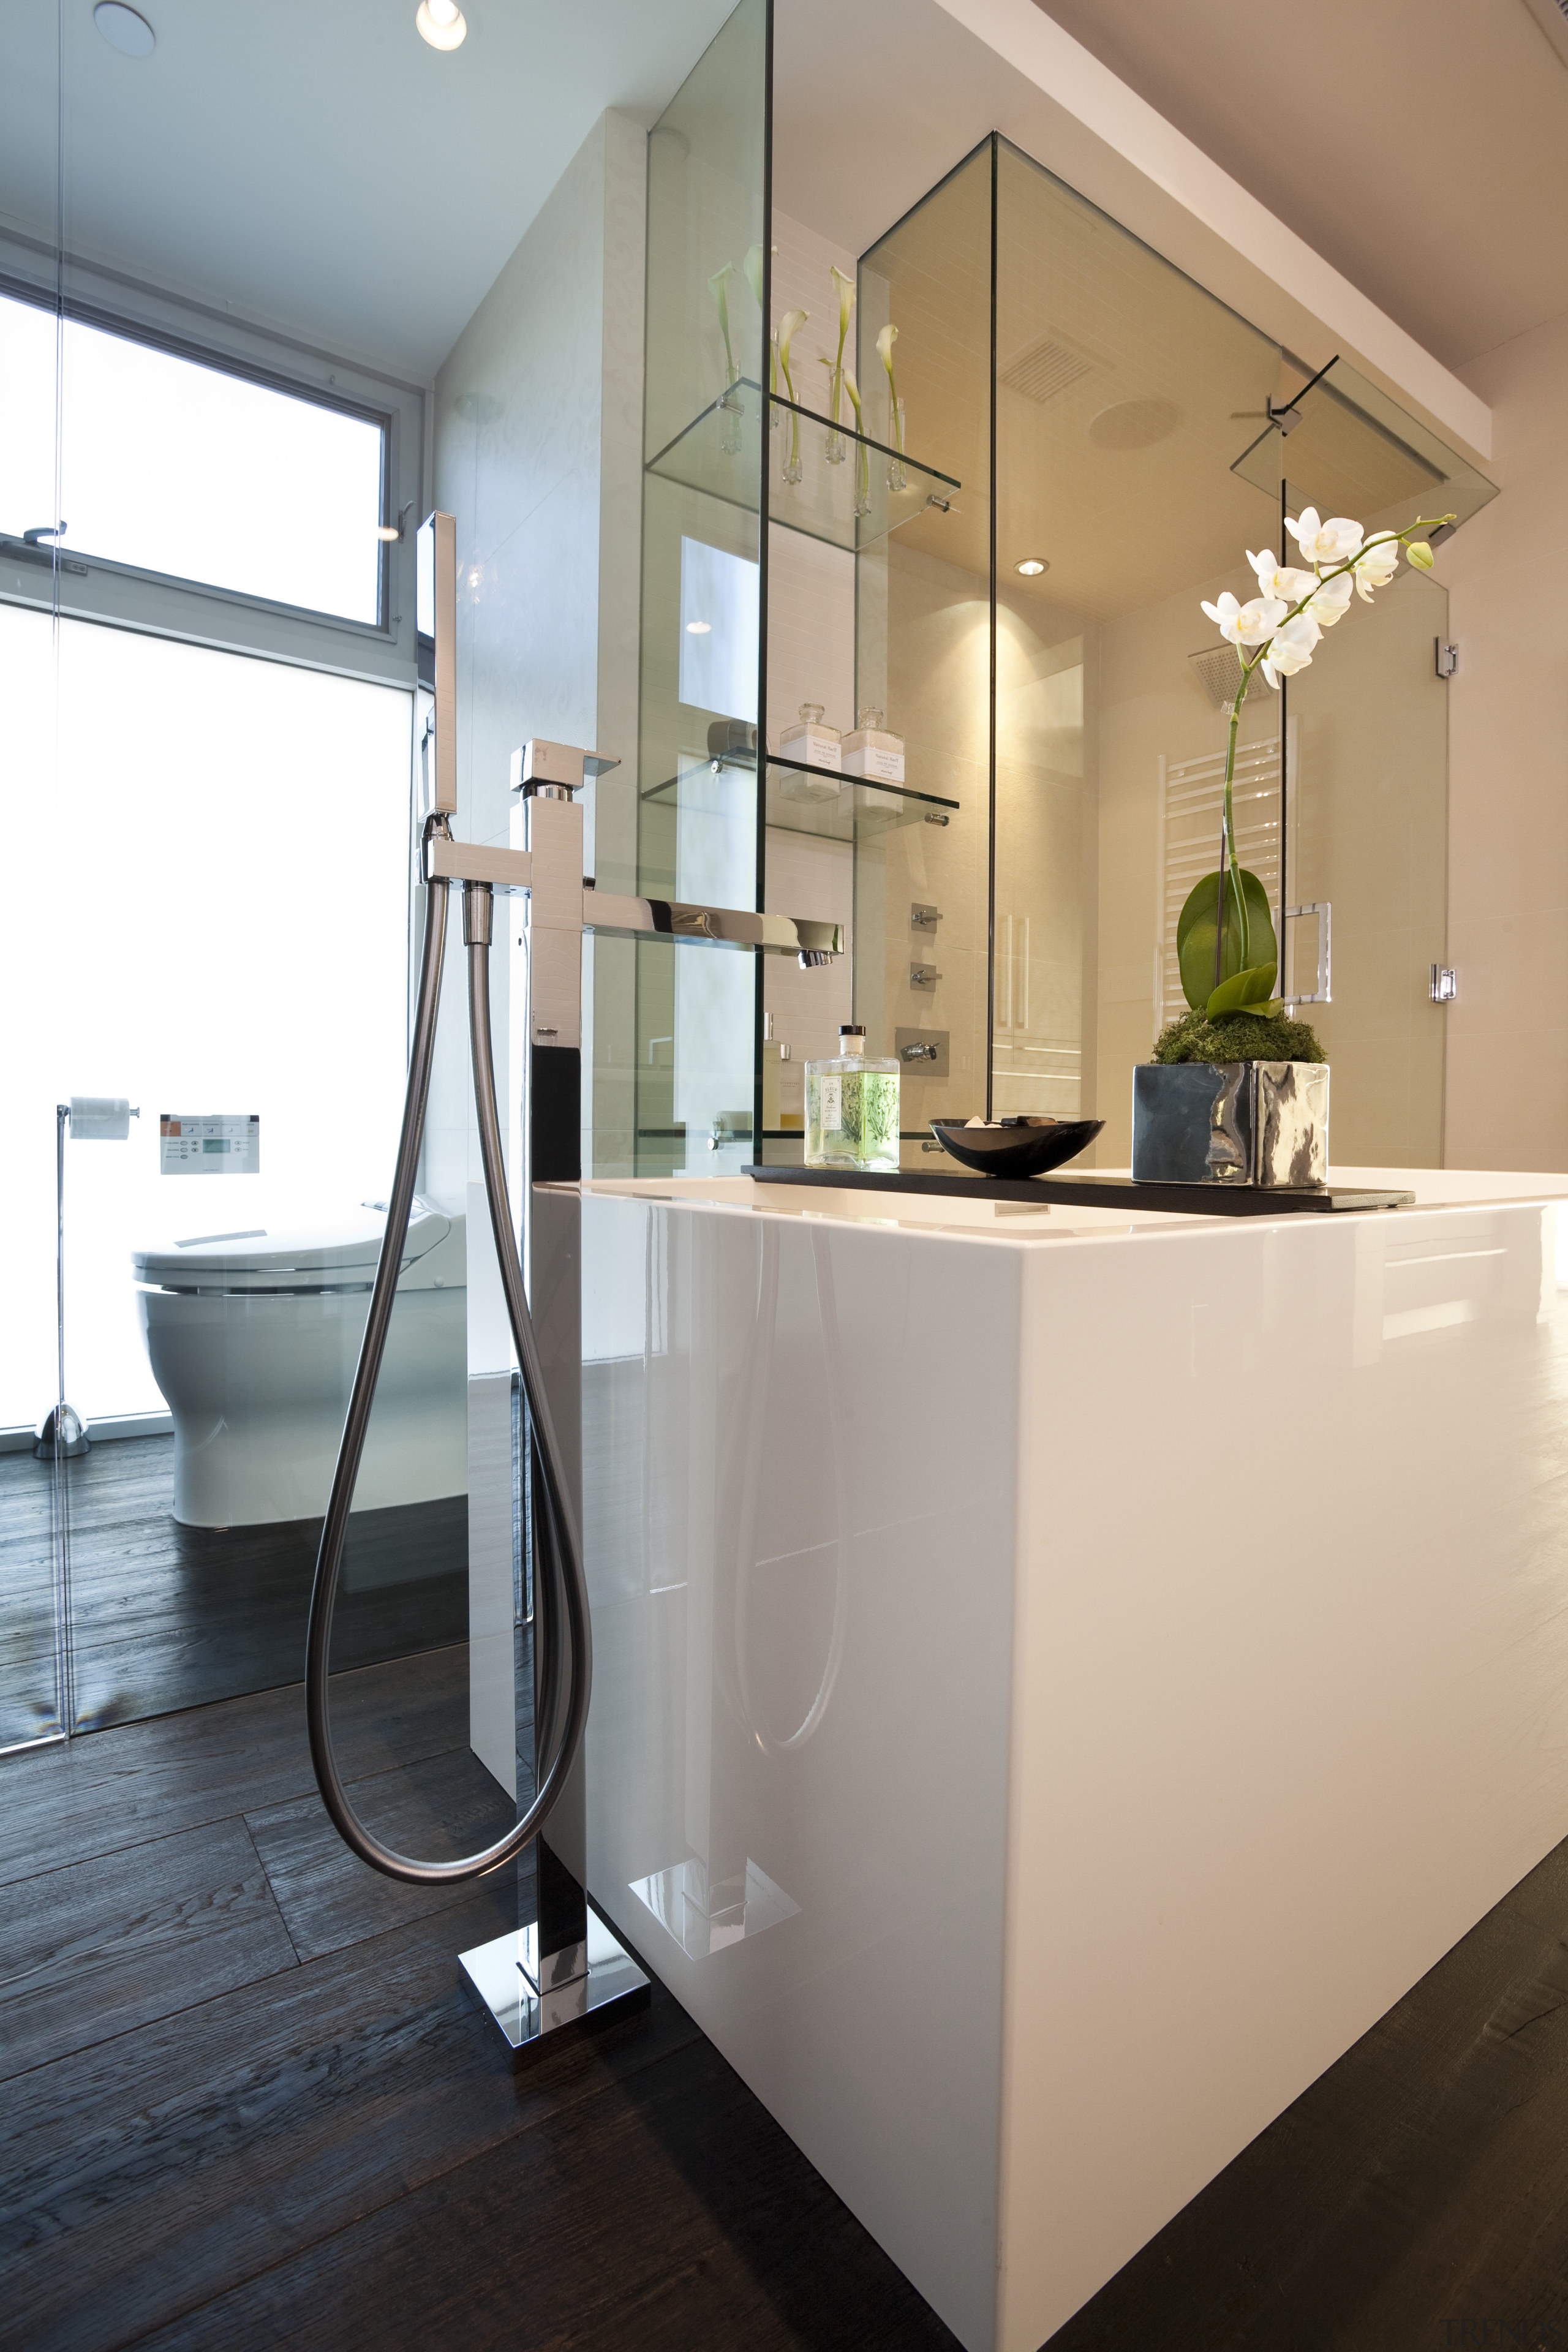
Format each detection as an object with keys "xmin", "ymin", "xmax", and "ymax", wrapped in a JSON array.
[
  {"xmin": 133, "ymin": 1198, "xmax": 454, "ymax": 1296},
  {"xmin": 131, "ymin": 1198, "xmax": 467, "ymax": 1527}
]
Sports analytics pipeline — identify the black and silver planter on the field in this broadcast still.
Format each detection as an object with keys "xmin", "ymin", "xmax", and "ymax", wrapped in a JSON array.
[{"xmin": 1131, "ymin": 1061, "xmax": 1329, "ymax": 1188}]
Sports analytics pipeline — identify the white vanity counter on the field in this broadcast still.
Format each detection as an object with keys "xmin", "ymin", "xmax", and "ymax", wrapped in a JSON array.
[{"xmin": 576, "ymin": 1168, "xmax": 1568, "ymax": 2351}]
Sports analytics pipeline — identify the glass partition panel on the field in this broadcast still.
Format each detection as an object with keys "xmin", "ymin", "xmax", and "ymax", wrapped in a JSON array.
[
  {"xmin": 1, "ymin": 10, "xmax": 68, "ymax": 1752},
  {"xmin": 846, "ymin": 142, "xmax": 993, "ymax": 1154},
  {"xmin": 1234, "ymin": 353, "xmax": 1498, "ymax": 543},
  {"xmin": 633, "ymin": 0, "xmax": 769, "ymax": 1176},
  {"xmin": 1234, "ymin": 353, "xmax": 1477, "ymax": 1166},
  {"xmin": 1283, "ymin": 552, "xmax": 1451, "ymax": 1167},
  {"xmin": 7, "ymin": 610, "xmax": 438, "ymax": 1729},
  {"xmin": 995, "ymin": 140, "xmax": 1284, "ymax": 1157}
]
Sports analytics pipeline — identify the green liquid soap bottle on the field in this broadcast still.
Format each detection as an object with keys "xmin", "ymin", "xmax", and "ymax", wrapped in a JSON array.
[{"xmin": 805, "ymin": 1024, "xmax": 900, "ymax": 1172}]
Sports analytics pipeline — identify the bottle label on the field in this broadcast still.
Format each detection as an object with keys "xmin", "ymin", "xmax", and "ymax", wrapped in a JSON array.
[{"xmin": 819, "ymin": 1075, "xmax": 842, "ymax": 1131}]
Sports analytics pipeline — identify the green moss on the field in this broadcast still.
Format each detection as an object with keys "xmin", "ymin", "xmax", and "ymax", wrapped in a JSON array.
[{"xmin": 1152, "ymin": 1008, "xmax": 1327, "ymax": 1066}]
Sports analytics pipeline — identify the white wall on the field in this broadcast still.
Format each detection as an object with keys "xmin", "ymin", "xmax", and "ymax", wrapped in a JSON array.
[
  {"xmin": 430, "ymin": 108, "xmax": 647, "ymax": 1193},
  {"xmin": 1443, "ymin": 308, "xmax": 1568, "ymax": 1170}
]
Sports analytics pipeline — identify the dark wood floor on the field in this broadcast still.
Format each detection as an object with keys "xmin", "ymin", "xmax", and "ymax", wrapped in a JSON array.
[
  {"xmin": 0, "ymin": 1648, "xmax": 961, "ymax": 2352},
  {"xmin": 1, "ymin": 1436, "xmax": 466, "ymax": 1743},
  {"xmin": 9, "ymin": 1657, "xmax": 1568, "ymax": 2347}
]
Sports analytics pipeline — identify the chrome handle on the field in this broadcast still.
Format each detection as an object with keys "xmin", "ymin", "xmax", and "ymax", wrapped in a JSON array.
[
  {"xmin": 1281, "ymin": 901, "xmax": 1331, "ymax": 1007},
  {"xmin": 902, "ymin": 1042, "xmax": 938, "ymax": 1060}
]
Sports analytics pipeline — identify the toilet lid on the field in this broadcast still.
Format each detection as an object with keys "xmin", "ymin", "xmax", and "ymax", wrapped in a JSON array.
[{"xmin": 133, "ymin": 1199, "xmax": 451, "ymax": 1291}]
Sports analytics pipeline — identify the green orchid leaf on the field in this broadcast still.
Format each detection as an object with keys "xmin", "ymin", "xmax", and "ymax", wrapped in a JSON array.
[
  {"xmin": 1176, "ymin": 866, "xmax": 1278, "ymax": 1012},
  {"xmin": 1205, "ymin": 963, "xmax": 1278, "ymax": 1018}
]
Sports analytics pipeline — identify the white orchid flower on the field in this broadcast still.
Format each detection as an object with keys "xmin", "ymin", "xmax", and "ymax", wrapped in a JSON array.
[
  {"xmin": 1285, "ymin": 506, "xmax": 1365, "ymax": 566},
  {"xmin": 1201, "ymin": 590, "xmax": 1287, "ymax": 648},
  {"xmin": 1352, "ymin": 532, "xmax": 1401, "ymax": 598},
  {"xmin": 708, "ymin": 263, "xmax": 737, "ymax": 385},
  {"xmin": 876, "ymin": 321, "xmax": 899, "ymax": 399},
  {"xmin": 775, "ymin": 307, "xmax": 808, "ymax": 401},
  {"xmin": 1306, "ymin": 570, "xmax": 1354, "ymax": 627},
  {"xmin": 1247, "ymin": 549, "xmax": 1317, "ymax": 605},
  {"xmin": 1259, "ymin": 612, "xmax": 1321, "ymax": 689}
]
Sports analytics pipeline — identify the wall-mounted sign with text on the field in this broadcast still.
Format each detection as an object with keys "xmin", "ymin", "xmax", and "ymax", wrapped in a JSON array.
[{"xmin": 159, "ymin": 1114, "xmax": 261, "ymax": 1175}]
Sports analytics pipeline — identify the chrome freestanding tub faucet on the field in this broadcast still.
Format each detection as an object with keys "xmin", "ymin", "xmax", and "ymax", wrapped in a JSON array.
[{"xmin": 305, "ymin": 512, "xmax": 842, "ymax": 2054}]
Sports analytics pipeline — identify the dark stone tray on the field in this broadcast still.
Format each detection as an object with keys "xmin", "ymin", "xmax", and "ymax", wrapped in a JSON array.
[{"xmin": 741, "ymin": 1164, "xmax": 1415, "ymax": 1216}]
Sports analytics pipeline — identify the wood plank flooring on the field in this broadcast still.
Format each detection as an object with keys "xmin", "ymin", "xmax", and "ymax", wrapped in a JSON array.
[
  {"xmin": 10, "ymin": 1653, "xmax": 1568, "ymax": 2345},
  {"xmin": 0, "ymin": 1436, "xmax": 466, "ymax": 1741},
  {"xmin": 0, "ymin": 1651, "xmax": 960, "ymax": 2352}
]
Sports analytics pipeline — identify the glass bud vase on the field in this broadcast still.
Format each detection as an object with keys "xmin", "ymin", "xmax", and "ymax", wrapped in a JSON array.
[
  {"xmin": 781, "ymin": 403, "xmax": 802, "ymax": 488},
  {"xmin": 823, "ymin": 362, "xmax": 846, "ymax": 464},
  {"xmin": 886, "ymin": 396, "xmax": 907, "ymax": 494},
  {"xmin": 719, "ymin": 370, "xmax": 743, "ymax": 456}
]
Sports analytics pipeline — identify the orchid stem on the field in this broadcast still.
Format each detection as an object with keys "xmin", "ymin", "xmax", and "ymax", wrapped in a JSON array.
[{"xmin": 1209, "ymin": 515, "xmax": 1452, "ymax": 1006}]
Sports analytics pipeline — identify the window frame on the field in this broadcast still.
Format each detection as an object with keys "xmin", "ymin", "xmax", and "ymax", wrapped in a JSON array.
[{"xmin": 0, "ymin": 236, "xmax": 427, "ymax": 688}]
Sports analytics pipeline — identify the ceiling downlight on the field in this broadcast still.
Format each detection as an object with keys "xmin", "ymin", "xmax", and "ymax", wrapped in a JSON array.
[{"xmin": 416, "ymin": 0, "xmax": 468, "ymax": 51}]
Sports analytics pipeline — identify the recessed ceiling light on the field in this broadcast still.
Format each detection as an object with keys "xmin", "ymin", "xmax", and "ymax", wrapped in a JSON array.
[
  {"xmin": 685, "ymin": 620, "xmax": 711, "ymax": 635},
  {"xmin": 94, "ymin": 2, "xmax": 156, "ymax": 57},
  {"xmin": 416, "ymin": 0, "xmax": 467, "ymax": 50},
  {"xmin": 1014, "ymin": 557, "xmax": 1049, "ymax": 577}
]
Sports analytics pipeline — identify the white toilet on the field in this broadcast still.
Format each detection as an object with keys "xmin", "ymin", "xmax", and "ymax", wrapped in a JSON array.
[{"xmin": 133, "ymin": 1199, "xmax": 467, "ymax": 1529}]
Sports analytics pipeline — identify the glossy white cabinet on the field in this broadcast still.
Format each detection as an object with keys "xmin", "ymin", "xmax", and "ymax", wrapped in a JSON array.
[{"xmin": 578, "ymin": 1171, "xmax": 1568, "ymax": 2351}]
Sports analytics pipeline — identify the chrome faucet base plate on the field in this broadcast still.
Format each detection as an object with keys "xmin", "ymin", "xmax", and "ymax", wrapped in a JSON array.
[{"xmin": 458, "ymin": 1909, "xmax": 650, "ymax": 2063}]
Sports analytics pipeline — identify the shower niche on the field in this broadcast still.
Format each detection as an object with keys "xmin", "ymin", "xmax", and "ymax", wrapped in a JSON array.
[{"xmin": 610, "ymin": 0, "xmax": 1496, "ymax": 1178}]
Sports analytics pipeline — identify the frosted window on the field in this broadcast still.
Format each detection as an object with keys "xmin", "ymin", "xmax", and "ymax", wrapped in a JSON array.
[
  {"xmin": 0, "ymin": 292, "xmax": 385, "ymax": 623},
  {"xmin": 678, "ymin": 535, "xmax": 758, "ymax": 721},
  {"xmin": 1, "ymin": 609, "xmax": 412, "ymax": 1427}
]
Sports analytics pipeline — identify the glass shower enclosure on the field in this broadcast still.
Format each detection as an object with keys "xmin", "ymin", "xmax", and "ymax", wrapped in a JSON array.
[{"xmin": 620, "ymin": 2, "xmax": 1496, "ymax": 1182}]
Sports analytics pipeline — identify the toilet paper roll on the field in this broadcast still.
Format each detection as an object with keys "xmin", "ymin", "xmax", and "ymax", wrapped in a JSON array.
[{"xmin": 69, "ymin": 1096, "xmax": 138, "ymax": 1141}]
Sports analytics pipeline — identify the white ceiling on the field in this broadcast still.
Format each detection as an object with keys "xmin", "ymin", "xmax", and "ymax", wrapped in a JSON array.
[
  {"xmin": 0, "ymin": 0, "xmax": 736, "ymax": 380},
  {"xmin": 1026, "ymin": 0, "xmax": 1568, "ymax": 372},
  {"xmin": 4, "ymin": 0, "xmax": 1555, "ymax": 398}
]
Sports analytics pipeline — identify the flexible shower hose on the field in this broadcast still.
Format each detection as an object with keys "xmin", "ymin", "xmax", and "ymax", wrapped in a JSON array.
[{"xmin": 306, "ymin": 839, "xmax": 592, "ymax": 1883}]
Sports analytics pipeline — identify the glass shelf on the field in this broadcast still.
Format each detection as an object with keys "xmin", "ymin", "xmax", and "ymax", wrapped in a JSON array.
[
  {"xmin": 641, "ymin": 752, "xmax": 959, "ymax": 843},
  {"xmin": 644, "ymin": 379, "xmax": 962, "ymax": 554}
]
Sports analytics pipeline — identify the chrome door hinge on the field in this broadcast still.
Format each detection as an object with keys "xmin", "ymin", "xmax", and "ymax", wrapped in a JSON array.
[
  {"xmin": 1431, "ymin": 965, "xmax": 1458, "ymax": 1003},
  {"xmin": 1435, "ymin": 640, "xmax": 1458, "ymax": 679}
]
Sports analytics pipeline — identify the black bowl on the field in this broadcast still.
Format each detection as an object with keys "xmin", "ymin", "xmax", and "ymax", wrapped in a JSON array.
[{"xmin": 930, "ymin": 1116, "xmax": 1105, "ymax": 1178}]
